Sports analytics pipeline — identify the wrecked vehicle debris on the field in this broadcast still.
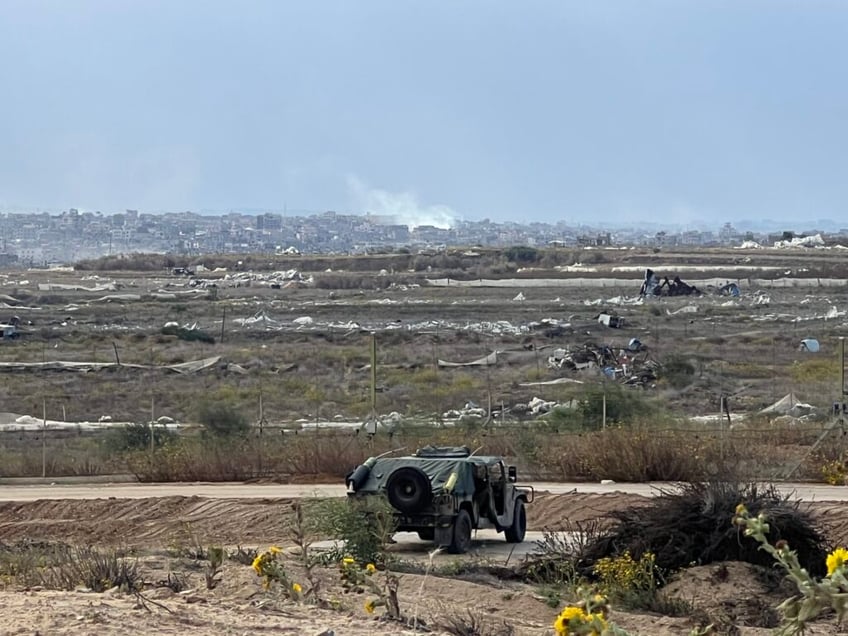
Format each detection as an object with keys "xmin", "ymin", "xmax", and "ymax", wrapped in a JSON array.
[{"xmin": 597, "ymin": 312, "xmax": 624, "ymax": 328}]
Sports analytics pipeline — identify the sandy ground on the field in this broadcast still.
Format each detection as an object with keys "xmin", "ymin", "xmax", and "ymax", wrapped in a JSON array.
[
  {"xmin": 2, "ymin": 561, "xmax": 842, "ymax": 636},
  {"xmin": 0, "ymin": 487, "xmax": 846, "ymax": 548},
  {"xmin": 1, "ymin": 489, "xmax": 846, "ymax": 634},
  {"xmin": 0, "ymin": 558, "xmax": 701, "ymax": 636}
]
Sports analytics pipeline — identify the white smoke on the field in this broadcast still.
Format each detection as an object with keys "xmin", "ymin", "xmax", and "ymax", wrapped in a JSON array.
[{"xmin": 346, "ymin": 176, "xmax": 457, "ymax": 229}]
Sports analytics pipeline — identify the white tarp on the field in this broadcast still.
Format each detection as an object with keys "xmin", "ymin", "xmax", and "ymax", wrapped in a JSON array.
[
  {"xmin": 438, "ymin": 351, "xmax": 499, "ymax": 367},
  {"xmin": 0, "ymin": 356, "xmax": 221, "ymax": 374},
  {"xmin": 800, "ymin": 339, "xmax": 820, "ymax": 352},
  {"xmin": 760, "ymin": 393, "xmax": 815, "ymax": 416}
]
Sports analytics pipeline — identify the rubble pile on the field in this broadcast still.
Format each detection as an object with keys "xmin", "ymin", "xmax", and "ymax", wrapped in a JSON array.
[
  {"xmin": 545, "ymin": 339, "xmax": 656, "ymax": 386},
  {"xmin": 188, "ymin": 269, "xmax": 312, "ymax": 289},
  {"xmin": 640, "ymin": 268, "xmax": 702, "ymax": 297}
]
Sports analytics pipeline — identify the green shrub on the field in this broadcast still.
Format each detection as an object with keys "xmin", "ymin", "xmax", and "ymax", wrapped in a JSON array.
[
  {"xmin": 161, "ymin": 324, "xmax": 215, "ymax": 344},
  {"xmin": 504, "ymin": 246, "xmax": 539, "ymax": 264},
  {"xmin": 790, "ymin": 356, "xmax": 840, "ymax": 384},
  {"xmin": 104, "ymin": 422, "xmax": 177, "ymax": 453},
  {"xmin": 575, "ymin": 384, "xmax": 658, "ymax": 429},
  {"xmin": 314, "ymin": 496, "xmax": 397, "ymax": 565},
  {"xmin": 196, "ymin": 401, "xmax": 249, "ymax": 437},
  {"xmin": 660, "ymin": 354, "xmax": 696, "ymax": 389}
]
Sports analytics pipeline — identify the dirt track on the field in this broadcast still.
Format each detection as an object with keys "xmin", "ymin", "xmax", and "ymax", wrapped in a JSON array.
[
  {"xmin": 1, "ymin": 482, "xmax": 847, "ymax": 548},
  {"xmin": 0, "ymin": 492, "xmax": 627, "ymax": 548},
  {"xmin": 2, "ymin": 480, "xmax": 848, "ymax": 501}
]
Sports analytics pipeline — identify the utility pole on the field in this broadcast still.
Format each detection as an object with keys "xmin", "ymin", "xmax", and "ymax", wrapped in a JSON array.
[
  {"xmin": 150, "ymin": 396, "xmax": 155, "ymax": 454},
  {"xmin": 41, "ymin": 398, "xmax": 47, "ymax": 479},
  {"xmin": 370, "ymin": 333, "xmax": 377, "ymax": 417}
]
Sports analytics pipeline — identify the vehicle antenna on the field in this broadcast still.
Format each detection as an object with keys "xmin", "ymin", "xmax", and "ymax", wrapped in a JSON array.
[{"xmin": 376, "ymin": 447, "xmax": 407, "ymax": 459}]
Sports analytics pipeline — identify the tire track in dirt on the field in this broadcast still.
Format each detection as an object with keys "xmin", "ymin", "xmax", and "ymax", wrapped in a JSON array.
[
  {"xmin": 0, "ymin": 492, "xmax": 845, "ymax": 548},
  {"xmin": 526, "ymin": 492, "xmax": 650, "ymax": 530},
  {"xmin": 0, "ymin": 497, "xmax": 298, "ymax": 547},
  {"xmin": 0, "ymin": 493, "xmax": 645, "ymax": 547}
]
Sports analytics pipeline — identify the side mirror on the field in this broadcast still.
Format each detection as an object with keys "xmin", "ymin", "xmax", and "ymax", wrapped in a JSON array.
[{"xmin": 508, "ymin": 466, "xmax": 517, "ymax": 482}]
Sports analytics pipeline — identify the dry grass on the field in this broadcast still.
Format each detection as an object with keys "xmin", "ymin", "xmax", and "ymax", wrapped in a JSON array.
[
  {"xmin": 3, "ymin": 248, "xmax": 848, "ymax": 485},
  {"xmin": 5, "ymin": 418, "xmax": 833, "ymax": 483}
]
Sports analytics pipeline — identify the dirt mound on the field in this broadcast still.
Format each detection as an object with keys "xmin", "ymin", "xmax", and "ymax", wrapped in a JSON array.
[
  {"xmin": 0, "ymin": 492, "xmax": 642, "ymax": 548},
  {"xmin": 0, "ymin": 496, "xmax": 297, "ymax": 547},
  {"xmin": 664, "ymin": 561, "xmax": 839, "ymax": 635},
  {"xmin": 527, "ymin": 491, "xmax": 650, "ymax": 529},
  {"xmin": 1, "ymin": 491, "xmax": 845, "ymax": 553}
]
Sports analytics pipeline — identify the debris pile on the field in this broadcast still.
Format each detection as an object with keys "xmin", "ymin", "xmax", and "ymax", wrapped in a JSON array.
[
  {"xmin": 545, "ymin": 340, "xmax": 657, "ymax": 386},
  {"xmin": 442, "ymin": 401, "xmax": 488, "ymax": 420},
  {"xmin": 188, "ymin": 269, "xmax": 312, "ymax": 289},
  {"xmin": 597, "ymin": 312, "xmax": 624, "ymax": 328},
  {"xmin": 640, "ymin": 269, "xmax": 701, "ymax": 297},
  {"xmin": 773, "ymin": 233, "xmax": 825, "ymax": 249}
]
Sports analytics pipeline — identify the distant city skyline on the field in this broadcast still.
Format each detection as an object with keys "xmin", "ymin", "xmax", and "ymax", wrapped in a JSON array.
[{"xmin": 2, "ymin": 1, "xmax": 847, "ymax": 226}]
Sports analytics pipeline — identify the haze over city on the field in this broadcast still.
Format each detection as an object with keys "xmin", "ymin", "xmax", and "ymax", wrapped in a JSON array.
[{"xmin": 1, "ymin": 1, "xmax": 846, "ymax": 228}]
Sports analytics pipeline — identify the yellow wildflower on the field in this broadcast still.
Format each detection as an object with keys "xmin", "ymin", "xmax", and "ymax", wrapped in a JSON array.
[
  {"xmin": 735, "ymin": 503, "xmax": 747, "ymax": 515},
  {"xmin": 827, "ymin": 547, "xmax": 848, "ymax": 576},
  {"xmin": 292, "ymin": 582, "xmax": 302, "ymax": 594},
  {"xmin": 364, "ymin": 599, "xmax": 376, "ymax": 614},
  {"xmin": 553, "ymin": 614, "xmax": 567, "ymax": 634},
  {"xmin": 366, "ymin": 563, "xmax": 377, "ymax": 574},
  {"xmin": 553, "ymin": 606, "xmax": 587, "ymax": 635},
  {"xmin": 342, "ymin": 556, "xmax": 355, "ymax": 565},
  {"xmin": 269, "ymin": 545, "xmax": 282, "ymax": 554},
  {"xmin": 251, "ymin": 554, "xmax": 264, "ymax": 575}
]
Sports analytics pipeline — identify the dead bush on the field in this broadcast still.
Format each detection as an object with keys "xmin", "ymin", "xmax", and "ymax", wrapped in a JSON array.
[
  {"xmin": 536, "ymin": 427, "xmax": 738, "ymax": 482},
  {"xmin": 578, "ymin": 481, "xmax": 828, "ymax": 578},
  {"xmin": 437, "ymin": 609, "xmax": 516, "ymax": 636},
  {"xmin": 0, "ymin": 542, "xmax": 141, "ymax": 592}
]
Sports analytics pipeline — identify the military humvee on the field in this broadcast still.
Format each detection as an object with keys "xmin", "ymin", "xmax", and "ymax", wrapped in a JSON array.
[{"xmin": 345, "ymin": 446, "xmax": 534, "ymax": 554}]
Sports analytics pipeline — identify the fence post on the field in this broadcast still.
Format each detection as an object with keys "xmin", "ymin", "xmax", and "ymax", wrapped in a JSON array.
[{"xmin": 41, "ymin": 398, "xmax": 47, "ymax": 478}]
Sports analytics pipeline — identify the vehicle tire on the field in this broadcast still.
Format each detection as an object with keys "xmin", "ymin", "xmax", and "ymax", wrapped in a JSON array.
[
  {"xmin": 386, "ymin": 467, "xmax": 431, "ymax": 514},
  {"xmin": 448, "ymin": 509, "xmax": 473, "ymax": 554},
  {"xmin": 417, "ymin": 528, "xmax": 435, "ymax": 541},
  {"xmin": 504, "ymin": 499, "xmax": 526, "ymax": 543}
]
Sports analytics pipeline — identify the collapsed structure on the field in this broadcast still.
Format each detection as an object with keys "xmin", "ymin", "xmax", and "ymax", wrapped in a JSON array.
[{"xmin": 640, "ymin": 268, "xmax": 702, "ymax": 297}]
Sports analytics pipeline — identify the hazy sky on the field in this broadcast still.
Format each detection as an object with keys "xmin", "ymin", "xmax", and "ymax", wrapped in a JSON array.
[{"xmin": 1, "ymin": 1, "xmax": 846, "ymax": 227}]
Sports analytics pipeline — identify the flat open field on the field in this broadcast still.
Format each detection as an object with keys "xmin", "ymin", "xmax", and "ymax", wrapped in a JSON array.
[
  {"xmin": 1, "ymin": 245, "xmax": 847, "ymax": 426},
  {"xmin": 1, "ymin": 246, "xmax": 847, "ymax": 633},
  {"xmin": 0, "ymin": 245, "xmax": 846, "ymax": 482}
]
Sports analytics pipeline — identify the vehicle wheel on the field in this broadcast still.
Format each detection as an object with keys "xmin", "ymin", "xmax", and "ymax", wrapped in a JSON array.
[
  {"xmin": 386, "ymin": 467, "xmax": 431, "ymax": 514},
  {"xmin": 504, "ymin": 499, "xmax": 526, "ymax": 543},
  {"xmin": 448, "ymin": 509, "xmax": 473, "ymax": 554},
  {"xmin": 417, "ymin": 528, "xmax": 435, "ymax": 541}
]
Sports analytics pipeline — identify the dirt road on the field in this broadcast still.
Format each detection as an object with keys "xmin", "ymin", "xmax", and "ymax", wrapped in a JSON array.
[
  {"xmin": 0, "ymin": 480, "xmax": 846, "ymax": 502},
  {"xmin": 0, "ymin": 480, "xmax": 845, "ymax": 551}
]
